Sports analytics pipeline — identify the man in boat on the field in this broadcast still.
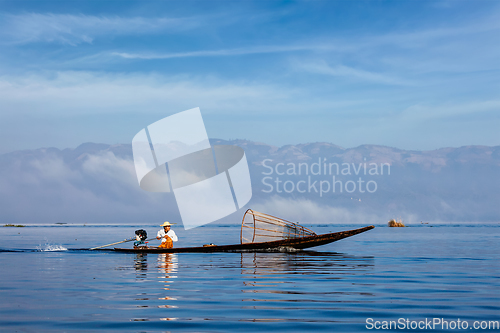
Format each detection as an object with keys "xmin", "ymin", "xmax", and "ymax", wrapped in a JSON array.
[{"xmin": 156, "ymin": 221, "xmax": 178, "ymax": 249}]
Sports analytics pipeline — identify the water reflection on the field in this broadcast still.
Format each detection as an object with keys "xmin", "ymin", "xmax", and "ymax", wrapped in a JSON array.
[
  {"xmin": 240, "ymin": 251, "xmax": 374, "ymax": 277},
  {"xmin": 157, "ymin": 253, "xmax": 178, "ymax": 280},
  {"xmin": 240, "ymin": 251, "xmax": 375, "ymax": 315},
  {"xmin": 130, "ymin": 251, "xmax": 374, "ymax": 323},
  {"xmin": 157, "ymin": 253, "xmax": 179, "ymax": 316},
  {"xmin": 134, "ymin": 253, "xmax": 148, "ymax": 279},
  {"xmin": 131, "ymin": 253, "xmax": 179, "ymax": 322}
]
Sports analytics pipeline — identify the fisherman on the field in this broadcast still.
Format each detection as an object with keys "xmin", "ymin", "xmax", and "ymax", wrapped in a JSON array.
[{"xmin": 156, "ymin": 221, "xmax": 178, "ymax": 249}]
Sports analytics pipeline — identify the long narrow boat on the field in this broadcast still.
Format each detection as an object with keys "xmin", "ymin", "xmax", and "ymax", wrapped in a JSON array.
[
  {"xmin": 111, "ymin": 209, "xmax": 374, "ymax": 253},
  {"xmin": 113, "ymin": 225, "xmax": 374, "ymax": 253}
]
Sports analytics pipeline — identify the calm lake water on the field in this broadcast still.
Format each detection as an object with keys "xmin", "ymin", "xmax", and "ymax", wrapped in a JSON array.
[{"xmin": 0, "ymin": 223, "xmax": 499, "ymax": 332}]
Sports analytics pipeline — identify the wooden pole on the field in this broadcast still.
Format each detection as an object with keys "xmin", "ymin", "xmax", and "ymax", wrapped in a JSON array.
[{"xmin": 89, "ymin": 238, "xmax": 135, "ymax": 250}]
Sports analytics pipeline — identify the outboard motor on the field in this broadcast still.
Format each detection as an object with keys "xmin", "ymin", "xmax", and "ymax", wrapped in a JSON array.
[
  {"xmin": 135, "ymin": 229, "xmax": 148, "ymax": 241},
  {"xmin": 134, "ymin": 229, "xmax": 148, "ymax": 248}
]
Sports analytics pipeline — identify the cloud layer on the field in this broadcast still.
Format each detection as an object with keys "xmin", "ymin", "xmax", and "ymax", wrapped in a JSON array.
[
  {"xmin": 0, "ymin": 148, "xmax": 179, "ymax": 224},
  {"xmin": 2, "ymin": 141, "xmax": 499, "ymax": 225},
  {"xmin": 0, "ymin": 13, "xmax": 200, "ymax": 45},
  {"xmin": 0, "ymin": 2, "xmax": 499, "ymax": 153}
]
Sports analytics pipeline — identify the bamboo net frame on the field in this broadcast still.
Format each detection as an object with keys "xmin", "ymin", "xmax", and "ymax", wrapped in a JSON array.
[{"xmin": 240, "ymin": 209, "xmax": 316, "ymax": 244}]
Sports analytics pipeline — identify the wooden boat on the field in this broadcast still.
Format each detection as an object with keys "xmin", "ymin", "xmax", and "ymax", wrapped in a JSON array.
[
  {"xmin": 111, "ymin": 209, "xmax": 374, "ymax": 253},
  {"xmin": 112, "ymin": 225, "xmax": 374, "ymax": 253}
]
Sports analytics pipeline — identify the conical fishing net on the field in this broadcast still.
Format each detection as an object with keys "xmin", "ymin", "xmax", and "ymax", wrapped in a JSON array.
[{"xmin": 240, "ymin": 209, "xmax": 316, "ymax": 244}]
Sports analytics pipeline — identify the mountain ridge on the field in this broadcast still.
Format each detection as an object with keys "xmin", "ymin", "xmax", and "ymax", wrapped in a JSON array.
[{"xmin": 1, "ymin": 139, "xmax": 498, "ymax": 224}]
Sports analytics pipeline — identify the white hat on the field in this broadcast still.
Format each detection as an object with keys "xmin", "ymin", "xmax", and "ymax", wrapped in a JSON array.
[{"xmin": 160, "ymin": 221, "xmax": 174, "ymax": 227}]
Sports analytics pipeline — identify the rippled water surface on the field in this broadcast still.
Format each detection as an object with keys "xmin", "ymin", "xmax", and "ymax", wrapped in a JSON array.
[{"xmin": 0, "ymin": 224, "xmax": 499, "ymax": 332}]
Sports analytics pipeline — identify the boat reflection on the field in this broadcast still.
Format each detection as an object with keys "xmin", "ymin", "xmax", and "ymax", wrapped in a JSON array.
[
  {"xmin": 240, "ymin": 251, "xmax": 375, "ymax": 309},
  {"xmin": 134, "ymin": 253, "xmax": 148, "ymax": 279},
  {"xmin": 129, "ymin": 250, "xmax": 374, "ymax": 323},
  {"xmin": 131, "ymin": 253, "xmax": 179, "ymax": 322},
  {"xmin": 241, "ymin": 251, "xmax": 374, "ymax": 277}
]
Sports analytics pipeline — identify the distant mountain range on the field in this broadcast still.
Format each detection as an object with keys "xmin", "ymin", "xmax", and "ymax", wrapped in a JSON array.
[{"xmin": 1, "ymin": 140, "xmax": 499, "ymax": 225}]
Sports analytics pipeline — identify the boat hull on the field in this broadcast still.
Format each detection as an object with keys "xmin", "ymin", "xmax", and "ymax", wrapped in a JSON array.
[{"xmin": 112, "ymin": 225, "xmax": 374, "ymax": 253}]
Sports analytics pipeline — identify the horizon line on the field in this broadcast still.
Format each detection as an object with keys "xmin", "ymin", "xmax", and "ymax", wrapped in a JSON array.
[{"xmin": 2, "ymin": 139, "xmax": 499, "ymax": 156}]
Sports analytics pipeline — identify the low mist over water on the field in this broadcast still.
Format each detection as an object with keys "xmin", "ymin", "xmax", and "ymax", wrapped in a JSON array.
[{"xmin": 1, "ymin": 141, "xmax": 499, "ymax": 226}]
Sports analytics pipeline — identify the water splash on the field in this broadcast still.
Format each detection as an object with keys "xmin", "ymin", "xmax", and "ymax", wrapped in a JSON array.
[{"xmin": 36, "ymin": 244, "xmax": 68, "ymax": 252}]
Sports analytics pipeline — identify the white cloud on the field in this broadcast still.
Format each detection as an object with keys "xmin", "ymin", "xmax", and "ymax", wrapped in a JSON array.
[
  {"xmin": 82, "ymin": 151, "xmax": 138, "ymax": 186},
  {"xmin": 293, "ymin": 60, "xmax": 414, "ymax": 86},
  {"xmin": 0, "ymin": 150, "xmax": 175, "ymax": 224},
  {"xmin": 0, "ymin": 13, "xmax": 201, "ymax": 45},
  {"xmin": 398, "ymin": 100, "xmax": 500, "ymax": 122},
  {"xmin": 0, "ymin": 70, "xmax": 292, "ymax": 116},
  {"xmin": 111, "ymin": 43, "xmax": 339, "ymax": 60}
]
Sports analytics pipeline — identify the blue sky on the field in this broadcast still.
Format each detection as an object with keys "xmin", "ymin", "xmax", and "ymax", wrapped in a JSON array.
[{"xmin": 0, "ymin": 0, "xmax": 499, "ymax": 154}]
